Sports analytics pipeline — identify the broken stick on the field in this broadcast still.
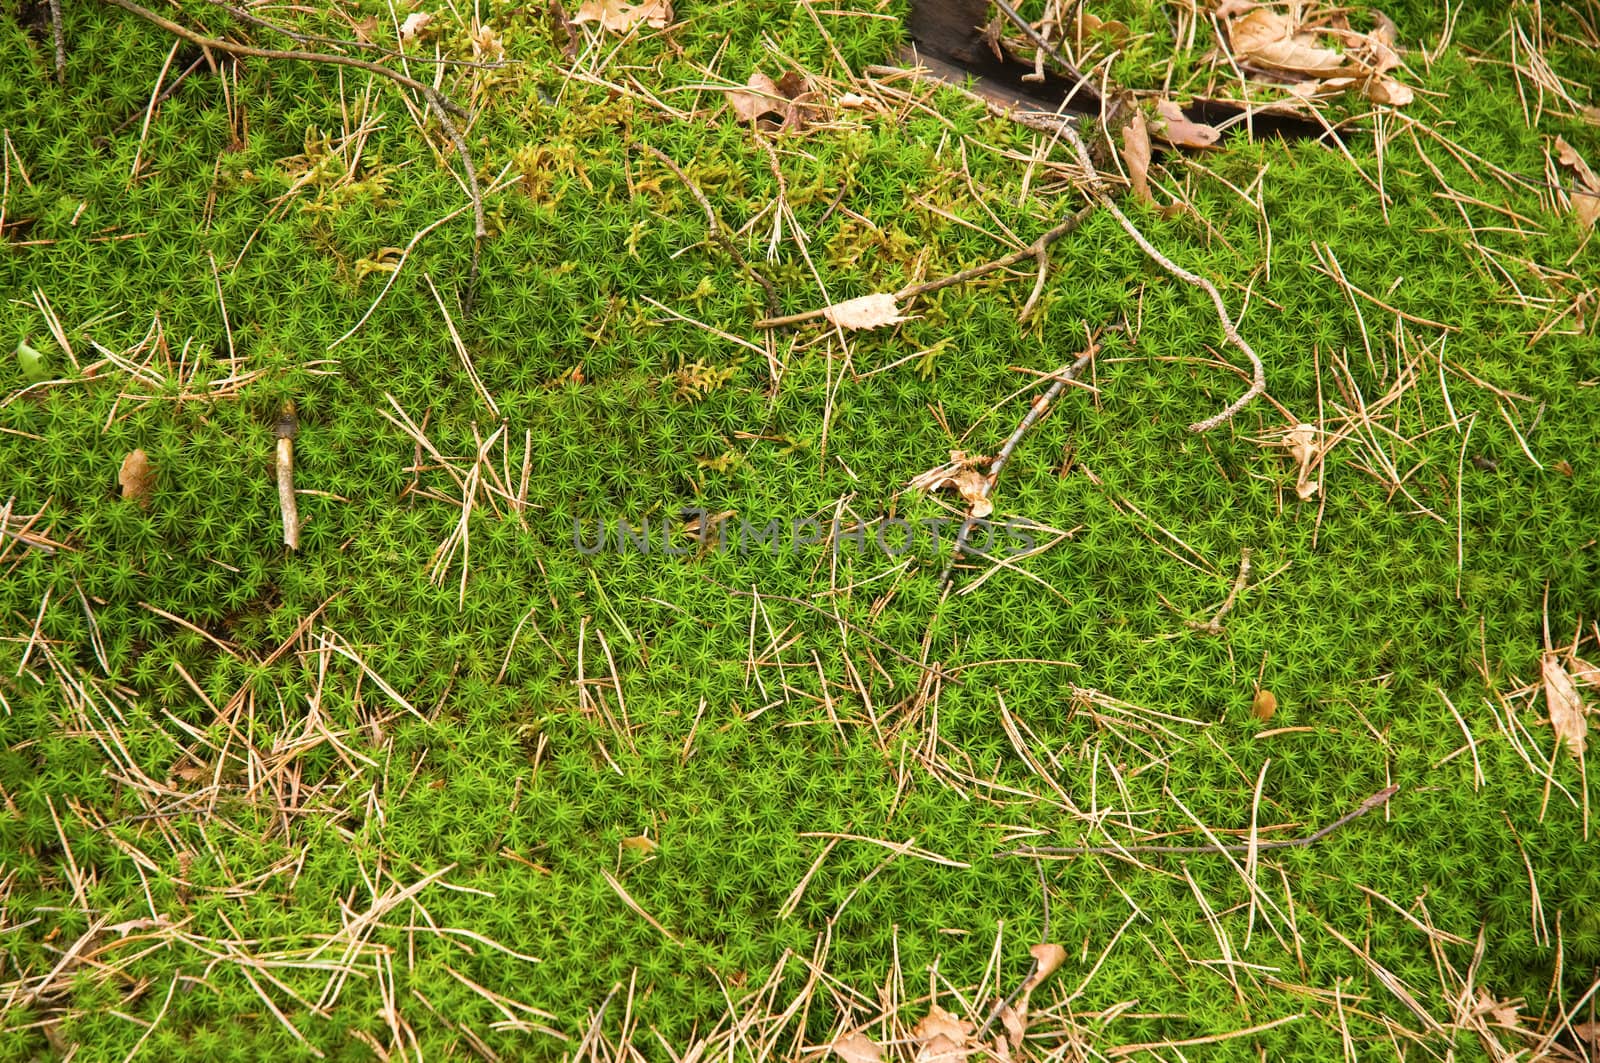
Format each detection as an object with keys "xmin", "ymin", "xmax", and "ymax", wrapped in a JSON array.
[{"xmin": 276, "ymin": 402, "xmax": 299, "ymax": 551}]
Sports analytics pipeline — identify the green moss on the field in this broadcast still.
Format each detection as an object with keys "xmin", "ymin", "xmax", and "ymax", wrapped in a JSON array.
[{"xmin": 1, "ymin": 0, "xmax": 1599, "ymax": 1057}]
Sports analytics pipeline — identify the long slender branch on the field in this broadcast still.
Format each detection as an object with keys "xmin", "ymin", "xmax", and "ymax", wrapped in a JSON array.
[
  {"xmin": 101, "ymin": 0, "xmax": 466, "ymax": 114},
  {"xmin": 988, "ymin": 0, "xmax": 1094, "ymax": 108},
  {"xmin": 1185, "ymin": 547, "xmax": 1252, "ymax": 634},
  {"xmin": 1007, "ymin": 785, "xmax": 1399, "ymax": 859},
  {"xmin": 1053, "ymin": 122, "xmax": 1266, "ymax": 432},
  {"xmin": 200, "ymin": 0, "xmax": 507, "ymax": 69},
  {"xmin": 860, "ymin": 59, "xmax": 1266, "ymax": 433}
]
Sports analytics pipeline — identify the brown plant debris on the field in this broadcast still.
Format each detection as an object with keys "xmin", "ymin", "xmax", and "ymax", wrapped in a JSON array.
[
  {"xmin": 571, "ymin": 0, "xmax": 671, "ymax": 34},
  {"xmin": 1283, "ymin": 422, "xmax": 1324, "ymax": 500},
  {"xmin": 1217, "ymin": 0, "xmax": 1414, "ymax": 106},
  {"xmin": 910, "ymin": 451, "xmax": 994, "ymax": 519},
  {"xmin": 1553, "ymin": 137, "xmax": 1600, "ymax": 231},
  {"xmin": 118, "ymin": 448, "xmax": 152, "ymax": 506},
  {"xmin": 1120, "ymin": 109, "xmax": 1153, "ymax": 203},
  {"xmin": 1252, "ymin": 688, "xmax": 1278, "ymax": 721},
  {"xmin": 1542, "ymin": 651, "xmax": 1589, "ymax": 757},
  {"xmin": 1152, "ymin": 98, "xmax": 1221, "ymax": 148},
  {"xmin": 830, "ymin": 1030, "xmax": 883, "ymax": 1063},
  {"xmin": 821, "ymin": 292, "xmax": 910, "ymax": 332},
  {"xmin": 725, "ymin": 68, "xmax": 825, "ymax": 131},
  {"xmin": 913, "ymin": 1005, "xmax": 978, "ymax": 1062}
]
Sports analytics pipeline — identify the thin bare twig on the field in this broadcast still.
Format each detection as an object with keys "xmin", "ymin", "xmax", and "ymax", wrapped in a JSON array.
[
  {"xmin": 1185, "ymin": 548, "xmax": 1252, "ymax": 634},
  {"xmin": 49, "ymin": 0, "xmax": 67, "ymax": 82},
  {"xmin": 940, "ymin": 333, "xmax": 1102, "ymax": 586},
  {"xmin": 1055, "ymin": 121, "xmax": 1267, "ymax": 432},
  {"xmin": 275, "ymin": 402, "xmax": 299, "ymax": 550}
]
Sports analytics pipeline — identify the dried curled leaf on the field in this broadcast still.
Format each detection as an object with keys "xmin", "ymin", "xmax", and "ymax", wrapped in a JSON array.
[
  {"xmin": 727, "ymin": 70, "xmax": 783, "ymax": 124},
  {"xmin": 1554, "ymin": 137, "xmax": 1600, "ymax": 232},
  {"xmin": 572, "ymin": 0, "xmax": 671, "ymax": 33},
  {"xmin": 619, "ymin": 834, "xmax": 658, "ymax": 853},
  {"xmin": 910, "ymin": 452, "xmax": 994, "ymax": 518},
  {"xmin": 821, "ymin": 292, "xmax": 907, "ymax": 331},
  {"xmin": 726, "ymin": 67, "xmax": 825, "ymax": 131},
  {"xmin": 119, "ymin": 449, "xmax": 153, "ymax": 506},
  {"xmin": 1072, "ymin": 9, "xmax": 1130, "ymax": 43},
  {"xmin": 1221, "ymin": 3, "xmax": 1414, "ymax": 106},
  {"xmin": 1544, "ymin": 652, "xmax": 1588, "ymax": 757},
  {"xmin": 471, "ymin": 22, "xmax": 505, "ymax": 62},
  {"xmin": 913, "ymin": 1006, "xmax": 977, "ymax": 1063},
  {"xmin": 1120, "ymin": 111, "xmax": 1153, "ymax": 203},
  {"xmin": 1366, "ymin": 76, "xmax": 1414, "ymax": 106},
  {"xmin": 998, "ymin": 1003, "xmax": 1026, "ymax": 1050},
  {"xmin": 1029, "ymin": 943, "xmax": 1067, "ymax": 981},
  {"xmin": 1283, "ymin": 423, "xmax": 1323, "ymax": 499},
  {"xmin": 398, "ymin": 11, "xmax": 432, "ymax": 43},
  {"xmin": 1475, "ymin": 989, "xmax": 1523, "ymax": 1029},
  {"xmin": 1153, "ymin": 99, "xmax": 1221, "ymax": 148},
  {"xmin": 1228, "ymin": 8, "xmax": 1347, "ymax": 75},
  {"xmin": 830, "ymin": 1031, "xmax": 883, "ymax": 1063}
]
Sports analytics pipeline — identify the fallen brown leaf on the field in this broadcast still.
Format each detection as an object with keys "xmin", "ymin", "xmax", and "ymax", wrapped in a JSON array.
[
  {"xmin": 726, "ymin": 67, "xmax": 824, "ymax": 131},
  {"xmin": 399, "ymin": 11, "xmax": 432, "ymax": 43},
  {"xmin": 1073, "ymin": 9, "xmax": 1130, "ymax": 44},
  {"xmin": 1554, "ymin": 137, "xmax": 1600, "ymax": 231},
  {"xmin": 1543, "ymin": 651, "xmax": 1588, "ymax": 757},
  {"xmin": 830, "ymin": 1031, "xmax": 882, "ymax": 1063},
  {"xmin": 1474, "ymin": 988, "xmax": 1523, "ymax": 1029},
  {"xmin": 914, "ymin": 1005, "xmax": 975, "ymax": 1044},
  {"xmin": 1028, "ymin": 942, "xmax": 1067, "ymax": 981},
  {"xmin": 1152, "ymin": 99, "xmax": 1221, "ymax": 149},
  {"xmin": 119, "ymin": 449, "xmax": 153, "ymax": 506},
  {"xmin": 998, "ymin": 1002, "xmax": 1026, "ymax": 1050},
  {"xmin": 727, "ymin": 70, "xmax": 782, "ymax": 124},
  {"xmin": 913, "ymin": 1006, "xmax": 977, "ymax": 1063},
  {"xmin": 910, "ymin": 453, "xmax": 995, "ymax": 519},
  {"xmin": 951, "ymin": 469, "xmax": 994, "ymax": 519},
  {"xmin": 1366, "ymin": 75, "xmax": 1414, "ymax": 106},
  {"xmin": 1222, "ymin": 4, "xmax": 1414, "ymax": 106},
  {"xmin": 620, "ymin": 834, "xmax": 659, "ymax": 853},
  {"xmin": 471, "ymin": 22, "xmax": 505, "ymax": 61},
  {"xmin": 821, "ymin": 292, "xmax": 907, "ymax": 331},
  {"xmin": 1120, "ymin": 111, "xmax": 1153, "ymax": 203},
  {"xmin": 1571, "ymin": 657, "xmax": 1600, "ymax": 687},
  {"xmin": 571, "ymin": 0, "xmax": 671, "ymax": 34},
  {"xmin": 1228, "ymin": 7, "xmax": 1348, "ymax": 75}
]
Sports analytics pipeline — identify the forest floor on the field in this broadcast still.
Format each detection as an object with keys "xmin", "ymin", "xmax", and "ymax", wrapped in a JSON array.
[{"xmin": 2, "ymin": 0, "xmax": 1599, "ymax": 1059}]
